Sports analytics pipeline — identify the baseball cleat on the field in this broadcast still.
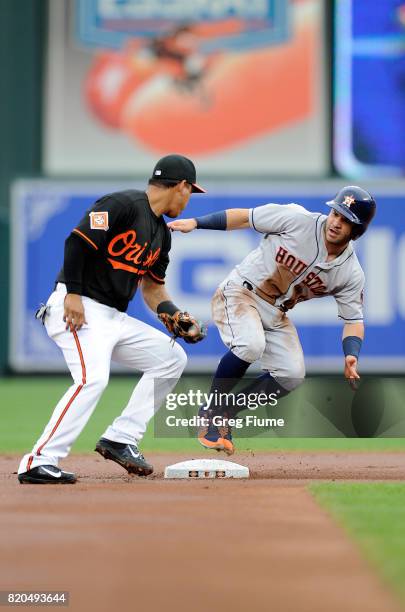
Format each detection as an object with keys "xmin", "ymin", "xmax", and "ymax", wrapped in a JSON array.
[
  {"xmin": 95, "ymin": 438, "xmax": 153, "ymax": 476},
  {"xmin": 197, "ymin": 408, "xmax": 235, "ymax": 455},
  {"xmin": 18, "ymin": 465, "xmax": 77, "ymax": 485},
  {"xmin": 220, "ymin": 429, "xmax": 235, "ymax": 456}
]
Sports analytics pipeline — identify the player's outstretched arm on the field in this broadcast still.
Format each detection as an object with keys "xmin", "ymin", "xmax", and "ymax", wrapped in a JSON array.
[
  {"xmin": 167, "ymin": 218, "xmax": 197, "ymax": 233},
  {"xmin": 225, "ymin": 209, "xmax": 250, "ymax": 229},
  {"xmin": 342, "ymin": 322, "xmax": 364, "ymax": 389},
  {"xmin": 167, "ymin": 208, "xmax": 250, "ymax": 233}
]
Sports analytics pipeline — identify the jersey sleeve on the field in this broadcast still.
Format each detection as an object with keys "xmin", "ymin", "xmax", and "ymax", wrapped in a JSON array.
[
  {"xmin": 334, "ymin": 269, "xmax": 365, "ymax": 323},
  {"xmin": 71, "ymin": 195, "xmax": 128, "ymax": 251},
  {"xmin": 147, "ymin": 228, "xmax": 171, "ymax": 284},
  {"xmin": 249, "ymin": 203, "xmax": 305, "ymax": 234}
]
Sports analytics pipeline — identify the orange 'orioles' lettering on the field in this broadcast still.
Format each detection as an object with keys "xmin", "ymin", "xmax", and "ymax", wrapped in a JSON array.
[{"xmin": 107, "ymin": 230, "xmax": 161, "ymax": 274}]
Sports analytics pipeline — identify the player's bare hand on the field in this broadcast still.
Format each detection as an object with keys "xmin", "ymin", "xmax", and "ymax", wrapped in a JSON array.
[
  {"xmin": 344, "ymin": 355, "xmax": 360, "ymax": 390},
  {"xmin": 63, "ymin": 294, "xmax": 87, "ymax": 331},
  {"xmin": 167, "ymin": 218, "xmax": 197, "ymax": 233}
]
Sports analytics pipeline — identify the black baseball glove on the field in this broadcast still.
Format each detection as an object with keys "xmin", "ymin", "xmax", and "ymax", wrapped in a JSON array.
[{"xmin": 158, "ymin": 311, "xmax": 207, "ymax": 344}]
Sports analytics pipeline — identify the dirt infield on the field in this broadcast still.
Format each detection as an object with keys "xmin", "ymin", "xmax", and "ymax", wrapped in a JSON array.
[{"xmin": 1, "ymin": 452, "xmax": 404, "ymax": 612}]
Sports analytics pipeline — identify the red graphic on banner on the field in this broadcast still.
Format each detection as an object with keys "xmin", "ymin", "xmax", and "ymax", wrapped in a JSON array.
[{"xmin": 84, "ymin": 9, "xmax": 315, "ymax": 155}]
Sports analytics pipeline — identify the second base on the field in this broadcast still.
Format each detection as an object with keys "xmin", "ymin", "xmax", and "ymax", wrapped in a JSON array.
[{"xmin": 164, "ymin": 459, "xmax": 249, "ymax": 479}]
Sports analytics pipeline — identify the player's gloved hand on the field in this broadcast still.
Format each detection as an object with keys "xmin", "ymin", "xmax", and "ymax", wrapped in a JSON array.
[
  {"xmin": 344, "ymin": 355, "xmax": 360, "ymax": 390},
  {"xmin": 64, "ymin": 294, "xmax": 87, "ymax": 331},
  {"xmin": 158, "ymin": 311, "xmax": 207, "ymax": 344}
]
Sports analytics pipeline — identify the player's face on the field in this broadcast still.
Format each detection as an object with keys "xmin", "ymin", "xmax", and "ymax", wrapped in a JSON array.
[
  {"xmin": 325, "ymin": 209, "xmax": 353, "ymax": 245},
  {"xmin": 165, "ymin": 181, "xmax": 193, "ymax": 218}
]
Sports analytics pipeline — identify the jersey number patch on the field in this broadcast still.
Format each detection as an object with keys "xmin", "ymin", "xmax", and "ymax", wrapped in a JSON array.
[{"xmin": 90, "ymin": 211, "xmax": 109, "ymax": 231}]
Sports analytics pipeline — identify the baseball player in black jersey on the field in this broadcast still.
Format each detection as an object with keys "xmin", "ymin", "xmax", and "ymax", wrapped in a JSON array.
[{"xmin": 18, "ymin": 155, "xmax": 206, "ymax": 484}]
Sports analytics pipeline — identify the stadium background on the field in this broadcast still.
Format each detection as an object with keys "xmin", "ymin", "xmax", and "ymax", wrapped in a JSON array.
[{"xmin": 1, "ymin": 2, "xmax": 405, "ymax": 612}]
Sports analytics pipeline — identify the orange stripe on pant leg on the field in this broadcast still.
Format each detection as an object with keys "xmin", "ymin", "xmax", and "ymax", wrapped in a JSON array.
[
  {"xmin": 72, "ymin": 328, "xmax": 86, "ymax": 385},
  {"xmin": 36, "ymin": 329, "xmax": 86, "ymax": 457},
  {"xmin": 26, "ymin": 455, "xmax": 34, "ymax": 472}
]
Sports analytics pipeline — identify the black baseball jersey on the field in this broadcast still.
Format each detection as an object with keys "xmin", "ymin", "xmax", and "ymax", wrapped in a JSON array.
[{"xmin": 57, "ymin": 190, "xmax": 171, "ymax": 312}]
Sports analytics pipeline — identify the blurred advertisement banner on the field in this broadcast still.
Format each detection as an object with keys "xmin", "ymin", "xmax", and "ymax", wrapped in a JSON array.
[
  {"xmin": 43, "ymin": 0, "xmax": 328, "ymax": 175},
  {"xmin": 9, "ymin": 180, "xmax": 405, "ymax": 372},
  {"xmin": 76, "ymin": 0, "xmax": 289, "ymax": 51},
  {"xmin": 334, "ymin": 0, "xmax": 405, "ymax": 176}
]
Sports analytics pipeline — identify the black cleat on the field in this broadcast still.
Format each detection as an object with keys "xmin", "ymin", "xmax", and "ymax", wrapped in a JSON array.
[
  {"xmin": 95, "ymin": 438, "xmax": 153, "ymax": 476},
  {"xmin": 18, "ymin": 465, "xmax": 77, "ymax": 485}
]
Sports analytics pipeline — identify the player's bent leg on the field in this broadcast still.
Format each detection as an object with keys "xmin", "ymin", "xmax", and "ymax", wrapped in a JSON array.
[
  {"xmin": 197, "ymin": 350, "xmax": 251, "ymax": 454},
  {"xmin": 102, "ymin": 316, "xmax": 187, "ymax": 448},
  {"xmin": 214, "ymin": 313, "xmax": 306, "ymax": 452},
  {"xmin": 264, "ymin": 348, "xmax": 306, "ymax": 393},
  {"xmin": 200, "ymin": 285, "xmax": 267, "ymax": 454},
  {"xmin": 18, "ymin": 370, "xmax": 110, "ymax": 476},
  {"xmin": 272, "ymin": 372, "xmax": 305, "ymax": 392},
  {"xmin": 18, "ymin": 297, "xmax": 115, "ymax": 479},
  {"xmin": 197, "ymin": 350, "xmax": 251, "ymax": 455},
  {"xmin": 229, "ymin": 371, "xmax": 292, "ymax": 415},
  {"xmin": 261, "ymin": 313, "xmax": 306, "ymax": 389},
  {"xmin": 207, "ymin": 369, "xmax": 305, "ymax": 459}
]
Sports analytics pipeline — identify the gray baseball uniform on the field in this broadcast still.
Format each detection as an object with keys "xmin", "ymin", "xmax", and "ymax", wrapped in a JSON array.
[{"xmin": 212, "ymin": 203, "xmax": 365, "ymax": 390}]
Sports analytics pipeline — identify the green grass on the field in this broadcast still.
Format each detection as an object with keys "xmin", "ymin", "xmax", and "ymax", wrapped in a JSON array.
[
  {"xmin": 1, "ymin": 377, "xmax": 405, "ymax": 453},
  {"xmin": 311, "ymin": 483, "xmax": 405, "ymax": 602}
]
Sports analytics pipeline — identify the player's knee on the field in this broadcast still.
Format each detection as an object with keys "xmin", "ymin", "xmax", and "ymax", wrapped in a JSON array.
[
  {"xmin": 233, "ymin": 337, "xmax": 266, "ymax": 364},
  {"xmin": 276, "ymin": 363, "xmax": 305, "ymax": 392},
  {"xmin": 169, "ymin": 342, "xmax": 188, "ymax": 374},
  {"xmin": 280, "ymin": 377, "xmax": 304, "ymax": 392},
  {"xmin": 85, "ymin": 373, "xmax": 110, "ymax": 393}
]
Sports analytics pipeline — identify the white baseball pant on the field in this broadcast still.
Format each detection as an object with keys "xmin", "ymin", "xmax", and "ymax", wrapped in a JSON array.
[
  {"xmin": 18, "ymin": 284, "xmax": 187, "ymax": 474},
  {"xmin": 212, "ymin": 270, "xmax": 305, "ymax": 391}
]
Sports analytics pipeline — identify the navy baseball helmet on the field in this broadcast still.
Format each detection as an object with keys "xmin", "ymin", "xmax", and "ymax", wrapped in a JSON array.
[{"xmin": 326, "ymin": 186, "xmax": 376, "ymax": 239}]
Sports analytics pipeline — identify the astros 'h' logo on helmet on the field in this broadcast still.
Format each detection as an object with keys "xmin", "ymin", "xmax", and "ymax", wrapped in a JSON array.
[{"xmin": 343, "ymin": 195, "xmax": 355, "ymax": 208}]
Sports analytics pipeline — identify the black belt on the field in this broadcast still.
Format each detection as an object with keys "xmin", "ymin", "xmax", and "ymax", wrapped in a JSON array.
[{"xmin": 242, "ymin": 281, "xmax": 288, "ymax": 313}]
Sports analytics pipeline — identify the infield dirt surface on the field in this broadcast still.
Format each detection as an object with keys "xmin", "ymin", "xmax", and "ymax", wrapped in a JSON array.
[{"xmin": 1, "ymin": 452, "xmax": 404, "ymax": 612}]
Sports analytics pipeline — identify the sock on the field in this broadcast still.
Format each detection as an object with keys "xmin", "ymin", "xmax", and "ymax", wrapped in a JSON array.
[
  {"xmin": 210, "ymin": 350, "xmax": 251, "ymax": 392},
  {"xmin": 227, "ymin": 372, "xmax": 290, "ymax": 418},
  {"xmin": 200, "ymin": 350, "xmax": 250, "ymax": 415}
]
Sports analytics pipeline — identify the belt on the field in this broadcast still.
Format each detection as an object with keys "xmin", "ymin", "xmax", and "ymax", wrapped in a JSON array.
[{"xmin": 242, "ymin": 281, "xmax": 288, "ymax": 313}]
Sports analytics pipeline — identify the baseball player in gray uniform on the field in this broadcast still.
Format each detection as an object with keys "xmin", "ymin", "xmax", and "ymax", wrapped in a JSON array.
[{"xmin": 168, "ymin": 186, "xmax": 376, "ymax": 454}]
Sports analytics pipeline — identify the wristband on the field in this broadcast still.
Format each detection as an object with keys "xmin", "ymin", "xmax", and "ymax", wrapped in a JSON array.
[
  {"xmin": 342, "ymin": 336, "xmax": 362, "ymax": 359},
  {"xmin": 195, "ymin": 211, "xmax": 227, "ymax": 230},
  {"xmin": 157, "ymin": 301, "xmax": 180, "ymax": 316}
]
